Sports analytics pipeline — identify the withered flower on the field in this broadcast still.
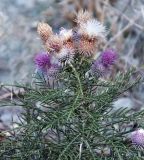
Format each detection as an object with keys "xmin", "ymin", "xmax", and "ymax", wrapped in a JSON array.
[
  {"xmin": 59, "ymin": 28, "xmax": 74, "ymax": 49},
  {"xmin": 45, "ymin": 35, "xmax": 63, "ymax": 53},
  {"xmin": 75, "ymin": 10, "xmax": 92, "ymax": 25},
  {"xmin": 77, "ymin": 19, "xmax": 107, "ymax": 57},
  {"xmin": 55, "ymin": 47, "xmax": 75, "ymax": 65},
  {"xmin": 37, "ymin": 22, "xmax": 53, "ymax": 43}
]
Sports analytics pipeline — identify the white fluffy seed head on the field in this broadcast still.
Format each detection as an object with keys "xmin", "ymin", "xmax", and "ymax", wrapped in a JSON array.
[
  {"xmin": 80, "ymin": 19, "xmax": 107, "ymax": 39},
  {"xmin": 55, "ymin": 47, "xmax": 75, "ymax": 65}
]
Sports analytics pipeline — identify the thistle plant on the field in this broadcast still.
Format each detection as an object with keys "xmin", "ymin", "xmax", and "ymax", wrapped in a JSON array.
[{"xmin": 0, "ymin": 10, "xmax": 144, "ymax": 160}]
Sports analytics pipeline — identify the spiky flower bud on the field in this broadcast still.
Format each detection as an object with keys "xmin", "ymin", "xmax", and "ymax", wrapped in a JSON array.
[{"xmin": 37, "ymin": 22, "xmax": 53, "ymax": 43}]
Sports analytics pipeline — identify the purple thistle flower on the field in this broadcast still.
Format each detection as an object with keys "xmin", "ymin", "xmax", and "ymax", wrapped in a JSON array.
[
  {"xmin": 101, "ymin": 49, "xmax": 117, "ymax": 67},
  {"xmin": 34, "ymin": 52, "xmax": 61, "ymax": 79},
  {"xmin": 131, "ymin": 129, "xmax": 144, "ymax": 149},
  {"xmin": 34, "ymin": 52, "xmax": 51, "ymax": 72},
  {"xmin": 90, "ymin": 49, "xmax": 117, "ymax": 78},
  {"xmin": 91, "ymin": 61, "xmax": 106, "ymax": 78}
]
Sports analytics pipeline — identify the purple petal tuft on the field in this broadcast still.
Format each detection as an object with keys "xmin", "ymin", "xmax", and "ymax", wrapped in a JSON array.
[
  {"xmin": 34, "ymin": 52, "xmax": 51, "ymax": 71},
  {"xmin": 101, "ymin": 49, "xmax": 117, "ymax": 67}
]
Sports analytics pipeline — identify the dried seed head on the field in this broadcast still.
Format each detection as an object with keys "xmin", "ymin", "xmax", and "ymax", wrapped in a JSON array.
[
  {"xmin": 55, "ymin": 47, "xmax": 75, "ymax": 65},
  {"xmin": 77, "ymin": 35, "xmax": 98, "ymax": 57},
  {"xmin": 79, "ymin": 19, "xmax": 107, "ymax": 40},
  {"xmin": 77, "ymin": 19, "xmax": 107, "ymax": 55},
  {"xmin": 59, "ymin": 28, "xmax": 74, "ymax": 50},
  {"xmin": 37, "ymin": 22, "xmax": 53, "ymax": 43},
  {"xmin": 75, "ymin": 10, "xmax": 92, "ymax": 25},
  {"xmin": 65, "ymin": 39, "xmax": 74, "ymax": 49},
  {"xmin": 45, "ymin": 35, "xmax": 63, "ymax": 53},
  {"xmin": 59, "ymin": 28, "xmax": 73, "ymax": 42}
]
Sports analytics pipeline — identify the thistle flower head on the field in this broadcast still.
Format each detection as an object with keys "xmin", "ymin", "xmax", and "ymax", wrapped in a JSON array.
[
  {"xmin": 91, "ymin": 60, "xmax": 106, "ymax": 78},
  {"xmin": 45, "ymin": 35, "xmax": 63, "ymax": 53},
  {"xmin": 72, "ymin": 29, "xmax": 81, "ymax": 43},
  {"xmin": 75, "ymin": 10, "xmax": 92, "ymax": 25},
  {"xmin": 131, "ymin": 128, "xmax": 144, "ymax": 148},
  {"xmin": 77, "ymin": 35, "xmax": 98, "ymax": 57},
  {"xmin": 59, "ymin": 28, "xmax": 73, "ymax": 41},
  {"xmin": 34, "ymin": 52, "xmax": 51, "ymax": 71},
  {"xmin": 37, "ymin": 22, "xmax": 53, "ymax": 43},
  {"xmin": 59, "ymin": 28, "xmax": 74, "ymax": 49},
  {"xmin": 34, "ymin": 52, "xmax": 61, "ymax": 78},
  {"xmin": 90, "ymin": 49, "xmax": 117, "ymax": 77},
  {"xmin": 101, "ymin": 49, "xmax": 117, "ymax": 67},
  {"xmin": 77, "ymin": 19, "xmax": 107, "ymax": 57},
  {"xmin": 55, "ymin": 47, "xmax": 75, "ymax": 65},
  {"xmin": 79, "ymin": 19, "xmax": 107, "ymax": 40}
]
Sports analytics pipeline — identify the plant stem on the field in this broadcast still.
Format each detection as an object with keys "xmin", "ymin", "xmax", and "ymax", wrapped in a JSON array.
[{"xmin": 69, "ymin": 63, "xmax": 83, "ymax": 96}]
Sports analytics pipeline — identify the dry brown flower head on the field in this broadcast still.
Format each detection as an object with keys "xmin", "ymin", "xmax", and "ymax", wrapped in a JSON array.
[
  {"xmin": 77, "ymin": 35, "xmax": 98, "ymax": 57},
  {"xmin": 45, "ymin": 35, "xmax": 63, "ymax": 53},
  {"xmin": 75, "ymin": 10, "xmax": 92, "ymax": 25},
  {"xmin": 59, "ymin": 29, "xmax": 74, "ymax": 49},
  {"xmin": 37, "ymin": 22, "xmax": 53, "ymax": 43}
]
